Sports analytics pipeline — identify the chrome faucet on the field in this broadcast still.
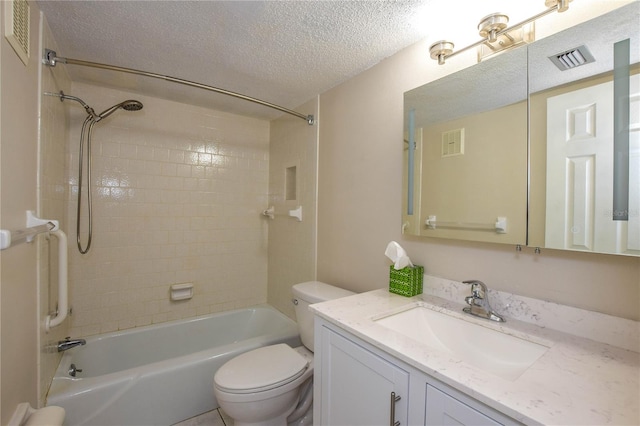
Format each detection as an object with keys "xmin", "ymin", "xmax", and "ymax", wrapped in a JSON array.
[
  {"xmin": 462, "ymin": 280, "xmax": 505, "ymax": 322},
  {"xmin": 57, "ymin": 337, "xmax": 86, "ymax": 352}
]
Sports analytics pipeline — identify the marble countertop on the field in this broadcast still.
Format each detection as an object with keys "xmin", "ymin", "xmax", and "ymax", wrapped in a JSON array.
[{"xmin": 311, "ymin": 289, "xmax": 640, "ymax": 425}]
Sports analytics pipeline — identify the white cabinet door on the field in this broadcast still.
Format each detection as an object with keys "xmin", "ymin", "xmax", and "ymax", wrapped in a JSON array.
[{"xmin": 319, "ymin": 326, "xmax": 410, "ymax": 426}]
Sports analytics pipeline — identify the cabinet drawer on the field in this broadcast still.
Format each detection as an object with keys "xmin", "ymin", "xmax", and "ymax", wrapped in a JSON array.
[{"xmin": 426, "ymin": 384, "xmax": 503, "ymax": 426}]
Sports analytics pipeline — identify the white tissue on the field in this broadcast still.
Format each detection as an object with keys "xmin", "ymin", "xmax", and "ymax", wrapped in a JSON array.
[{"xmin": 385, "ymin": 241, "xmax": 414, "ymax": 270}]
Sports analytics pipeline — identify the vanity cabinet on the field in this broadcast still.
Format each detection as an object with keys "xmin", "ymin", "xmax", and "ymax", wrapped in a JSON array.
[
  {"xmin": 317, "ymin": 325, "xmax": 410, "ymax": 425},
  {"xmin": 315, "ymin": 319, "xmax": 519, "ymax": 426}
]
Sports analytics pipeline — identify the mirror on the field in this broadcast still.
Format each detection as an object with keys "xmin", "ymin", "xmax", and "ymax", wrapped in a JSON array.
[
  {"xmin": 403, "ymin": 44, "xmax": 528, "ymax": 245},
  {"xmin": 528, "ymin": 3, "xmax": 639, "ymax": 256},
  {"xmin": 403, "ymin": 2, "xmax": 639, "ymax": 256}
]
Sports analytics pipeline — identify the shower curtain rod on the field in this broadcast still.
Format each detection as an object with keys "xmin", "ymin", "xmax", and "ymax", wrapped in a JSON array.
[{"xmin": 43, "ymin": 49, "xmax": 315, "ymax": 125}]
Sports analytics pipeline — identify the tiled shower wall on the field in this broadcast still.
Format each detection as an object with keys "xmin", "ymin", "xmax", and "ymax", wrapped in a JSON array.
[{"xmin": 65, "ymin": 82, "xmax": 270, "ymax": 337}]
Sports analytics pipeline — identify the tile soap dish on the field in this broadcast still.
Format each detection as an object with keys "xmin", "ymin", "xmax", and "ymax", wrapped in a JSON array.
[{"xmin": 170, "ymin": 283, "xmax": 194, "ymax": 301}]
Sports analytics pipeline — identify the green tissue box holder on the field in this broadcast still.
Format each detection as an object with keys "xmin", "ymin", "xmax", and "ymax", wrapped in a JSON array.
[{"xmin": 389, "ymin": 265, "xmax": 424, "ymax": 297}]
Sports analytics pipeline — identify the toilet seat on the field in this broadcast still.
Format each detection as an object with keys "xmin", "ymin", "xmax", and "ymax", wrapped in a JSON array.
[{"xmin": 214, "ymin": 344, "xmax": 308, "ymax": 394}]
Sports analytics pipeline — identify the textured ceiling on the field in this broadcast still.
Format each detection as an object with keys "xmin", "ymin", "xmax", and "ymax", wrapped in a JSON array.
[
  {"xmin": 37, "ymin": 0, "xmax": 436, "ymax": 120},
  {"xmin": 37, "ymin": 0, "xmax": 552, "ymax": 121},
  {"xmin": 37, "ymin": 0, "xmax": 594, "ymax": 121}
]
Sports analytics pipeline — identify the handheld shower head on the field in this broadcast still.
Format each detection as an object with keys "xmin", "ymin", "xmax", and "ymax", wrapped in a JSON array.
[
  {"xmin": 55, "ymin": 92, "xmax": 144, "ymax": 255},
  {"xmin": 96, "ymin": 100, "xmax": 143, "ymax": 121},
  {"xmin": 121, "ymin": 100, "xmax": 143, "ymax": 111}
]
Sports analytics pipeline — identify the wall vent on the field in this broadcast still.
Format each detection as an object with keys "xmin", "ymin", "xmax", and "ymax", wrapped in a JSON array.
[
  {"xmin": 441, "ymin": 128, "xmax": 464, "ymax": 157},
  {"xmin": 4, "ymin": 0, "xmax": 30, "ymax": 65},
  {"xmin": 549, "ymin": 45, "xmax": 595, "ymax": 71}
]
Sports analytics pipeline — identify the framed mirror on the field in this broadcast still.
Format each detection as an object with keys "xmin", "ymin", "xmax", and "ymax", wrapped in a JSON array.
[{"xmin": 403, "ymin": 2, "xmax": 639, "ymax": 256}]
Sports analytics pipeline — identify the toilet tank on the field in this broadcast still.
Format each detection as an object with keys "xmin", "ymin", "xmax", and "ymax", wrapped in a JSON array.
[{"xmin": 292, "ymin": 281, "xmax": 354, "ymax": 352}]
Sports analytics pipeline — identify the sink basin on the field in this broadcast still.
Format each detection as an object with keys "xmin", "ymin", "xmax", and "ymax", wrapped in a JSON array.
[{"xmin": 374, "ymin": 303, "xmax": 549, "ymax": 381}]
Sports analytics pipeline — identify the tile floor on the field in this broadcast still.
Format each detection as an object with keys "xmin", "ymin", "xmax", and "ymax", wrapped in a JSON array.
[{"xmin": 173, "ymin": 409, "xmax": 233, "ymax": 426}]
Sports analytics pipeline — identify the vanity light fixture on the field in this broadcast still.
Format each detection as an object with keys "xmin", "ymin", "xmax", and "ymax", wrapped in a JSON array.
[
  {"xmin": 429, "ymin": 0, "xmax": 571, "ymax": 65},
  {"xmin": 429, "ymin": 41, "xmax": 455, "ymax": 65},
  {"xmin": 545, "ymin": 0, "xmax": 572, "ymax": 13},
  {"xmin": 477, "ymin": 13, "xmax": 509, "ymax": 43}
]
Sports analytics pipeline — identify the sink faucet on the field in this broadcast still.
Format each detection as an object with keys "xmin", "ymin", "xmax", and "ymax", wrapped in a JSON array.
[
  {"xmin": 462, "ymin": 280, "xmax": 505, "ymax": 322},
  {"xmin": 57, "ymin": 337, "xmax": 86, "ymax": 352}
]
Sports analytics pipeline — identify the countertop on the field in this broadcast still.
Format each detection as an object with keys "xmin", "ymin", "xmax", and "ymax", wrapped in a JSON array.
[{"xmin": 310, "ymin": 289, "xmax": 640, "ymax": 425}]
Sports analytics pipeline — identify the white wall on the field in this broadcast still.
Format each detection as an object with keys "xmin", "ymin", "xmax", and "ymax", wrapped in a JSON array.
[{"xmin": 317, "ymin": 1, "xmax": 640, "ymax": 320}]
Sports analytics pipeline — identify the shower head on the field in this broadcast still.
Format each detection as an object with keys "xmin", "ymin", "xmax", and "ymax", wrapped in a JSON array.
[
  {"xmin": 121, "ymin": 100, "xmax": 143, "ymax": 111},
  {"xmin": 46, "ymin": 91, "xmax": 143, "ymax": 122},
  {"xmin": 96, "ymin": 100, "xmax": 143, "ymax": 121}
]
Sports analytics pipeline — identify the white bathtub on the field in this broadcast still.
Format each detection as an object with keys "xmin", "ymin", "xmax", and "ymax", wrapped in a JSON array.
[{"xmin": 46, "ymin": 305, "xmax": 301, "ymax": 425}]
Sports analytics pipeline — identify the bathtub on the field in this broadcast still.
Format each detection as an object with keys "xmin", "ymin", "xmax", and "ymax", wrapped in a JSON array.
[{"xmin": 46, "ymin": 305, "xmax": 301, "ymax": 426}]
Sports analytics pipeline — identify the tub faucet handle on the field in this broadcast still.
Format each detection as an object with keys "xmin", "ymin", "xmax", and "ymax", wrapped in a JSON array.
[{"xmin": 68, "ymin": 363, "xmax": 83, "ymax": 377}]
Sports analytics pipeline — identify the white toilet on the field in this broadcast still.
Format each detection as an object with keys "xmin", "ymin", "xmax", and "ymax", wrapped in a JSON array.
[{"xmin": 213, "ymin": 281, "xmax": 354, "ymax": 426}]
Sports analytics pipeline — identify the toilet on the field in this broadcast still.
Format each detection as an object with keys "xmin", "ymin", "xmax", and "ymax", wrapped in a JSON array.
[{"xmin": 213, "ymin": 281, "xmax": 354, "ymax": 426}]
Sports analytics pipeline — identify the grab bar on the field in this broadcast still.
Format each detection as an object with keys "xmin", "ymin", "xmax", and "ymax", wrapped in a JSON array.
[
  {"xmin": 0, "ymin": 211, "xmax": 69, "ymax": 331},
  {"xmin": 46, "ymin": 228, "xmax": 68, "ymax": 331},
  {"xmin": 425, "ymin": 215, "xmax": 507, "ymax": 233}
]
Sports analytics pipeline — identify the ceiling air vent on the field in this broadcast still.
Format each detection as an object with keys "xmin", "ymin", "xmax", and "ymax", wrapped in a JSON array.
[
  {"xmin": 4, "ymin": 0, "xmax": 30, "ymax": 65},
  {"xmin": 549, "ymin": 45, "xmax": 595, "ymax": 71}
]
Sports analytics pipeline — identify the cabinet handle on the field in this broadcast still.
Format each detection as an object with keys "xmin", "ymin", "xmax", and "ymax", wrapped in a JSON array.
[{"xmin": 390, "ymin": 391, "xmax": 401, "ymax": 426}]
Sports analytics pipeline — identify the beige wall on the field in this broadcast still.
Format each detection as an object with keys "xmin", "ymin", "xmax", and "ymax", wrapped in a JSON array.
[
  {"xmin": 1, "ymin": 5, "xmax": 73, "ymax": 415},
  {"xmin": 420, "ymin": 102, "xmax": 527, "ymax": 244},
  {"xmin": 38, "ymin": 17, "xmax": 72, "ymax": 407},
  {"xmin": 63, "ymin": 83, "xmax": 271, "ymax": 337},
  {"xmin": 1, "ymin": 3, "xmax": 42, "ymax": 422},
  {"xmin": 267, "ymin": 98, "xmax": 319, "ymax": 319},
  {"xmin": 317, "ymin": 1, "xmax": 640, "ymax": 320}
]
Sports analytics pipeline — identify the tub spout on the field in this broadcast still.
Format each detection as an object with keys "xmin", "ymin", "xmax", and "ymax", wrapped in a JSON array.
[{"xmin": 58, "ymin": 337, "xmax": 86, "ymax": 352}]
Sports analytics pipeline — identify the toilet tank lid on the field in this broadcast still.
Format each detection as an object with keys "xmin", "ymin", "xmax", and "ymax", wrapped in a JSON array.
[{"xmin": 292, "ymin": 281, "xmax": 355, "ymax": 304}]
